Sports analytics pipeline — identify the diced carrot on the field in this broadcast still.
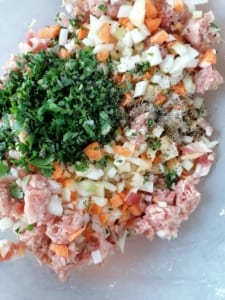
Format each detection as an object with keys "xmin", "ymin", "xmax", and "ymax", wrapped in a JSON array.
[
  {"xmin": 128, "ymin": 204, "xmax": 142, "ymax": 216},
  {"xmin": 145, "ymin": 18, "xmax": 161, "ymax": 34},
  {"xmin": 141, "ymin": 71, "xmax": 152, "ymax": 80},
  {"xmin": 118, "ymin": 191, "xmax": 127, "ymax": 201},
  {"xmin": 141, "ymin": 152, "xmax": 148, "ymax": 160},
  {"xmin": 62, "ymin": 178, "xmax": 74, "ymax": 188},
  {"xmin": 174, "ymin": 0, "xmax": 184, "ymax": 12},
  {"xmin": 83, "ymin": 225, "xmax": 93, "ymax": 240},
  {"xmin": 173, "ymin": 34, "xmax": 185, "ymax": 43},
  {"xmin": 118, "ymin": 18, "xmax": 135, "ymax": 30},
  {"xmin": 182, "ymin": 169, "xmax": 190, "ymax": 177},
  {"xmin": 97, "ymin": 23, "xmax": 115, "ymax": 44},
  {"xmin": 154, "ymin": 93, "xmax": 167, "ymax": 105},
  {"xmin": 99, "ymin": 213, "xmax": 110, "ymax": 225},
  {"xmin": 77, "ymin": 27, "xmax": 89, "ymax": 40},
  {"xmin": 121, "ymin": 92, "xmax": 133, "ymax": 107},
  {"xmin": 14, "ymin": 242, "xmax": 26, "ymax": 257},
  {"xmin": 171, "ymin": 82, "xmax": 186, "ymax": 96},
  {"xmin": 71, "ymin": 191, "xmax": 77, "ymax": 201},
  {"xmin": 58, "ymin": 47, "xmax": 70, "ymax": 59},
  {"xmin": 113, "ymin": 73, "xmax": 123, "ymax": 83},
  {"xmin": 150, "ymin": 30, "xmax": 169, "ymax": 44},
  {"xmin": 200, "ymin": 48, "xmax": 217, "ymax": 65},
  {"xmin": 119, "ymin": 210, "xmax": 131, "ymax": 222},
  {"xmin": 50, "ymin": 243, "xmax": 69, "ymax": 257},
  {"xmin": 91, "ymin": 203, "xmax": 102, "ymax": 215},
  {"xmin": 119, "ymin": 17, "xmax": 129, "ymax": 27},
  {"xmin": 174, "ymin": 22, "xmax": 185, "ymax": 31},
  {"xmin": 14, "ymin": 202, "xmax": 24, "ymax": 215},
  {"xmin": 84, "ymin": 142, "xmax": 104, "ymax": 161},
  {"xmin": 145, "ymin": 0, "xmax": 158, "ymax": 18},
  {"xmin": 140, "ymin": 153, "xmax": 152, "ymax": 168},
  {"xmin": 122, "ymin": 202, "xmax": 129, "ymax": 212},
  {"xmin": 110, "ymin": 194, "xmax": 123, "ymax": 208},
  {"xmin": 153, "ymin": 153, "xmax": 162, "ymax": 164},
  {"xmin": 38, "ymin": 25, "xmax": 61, "ymax": 39},
  {"xmin": 68, "ymin": 227, "xmax": 85, "ymax": 242},
  {"xmin": 97, "ymin": 50, "xmax": 109, "ymax": 62},
  {"xmin": 112, "ymin": 145, "xmax": 132, "ymax": 157},
  {"xmin": 173, "ymin": 104, "xmax": 183, "ymax": 110},
  {"xmin": 51, "ymin": 162, "xmax": 64, "ymax": 180}
]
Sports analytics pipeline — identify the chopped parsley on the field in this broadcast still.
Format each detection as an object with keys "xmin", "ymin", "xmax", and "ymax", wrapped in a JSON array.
[
  {"xmin": 0, "ymin": 48, "xmax": 123, "ymax": 174},
  {"xmin": 97, "ymin": 155, "xmax": 110, "ymax": 169},
  {"xmin": 74, "ymin": 160, "xmax": 89, "ymax": 172},
  {"xmin": 147, "ymin": 139, "xmax": 161, "ymax": 151},
  {"xmin": 9, "ymin": 183, "xmax": 24, "ymax": 199},
  {"xmin": 0, "ymin": 161, "xmax": 9, "ymax": 177},
  {"xmin": 210, "ymin": 22, "xmax": 219, "ymax": 29},
  {"xmin": 27, "ymin": 224, "xmax": 35, "ymax": 231},
  {"xmin": 165, "ymin": 170, "xmax": 177, "ymax": 188},
  {"xmin": 69, "ymin": 16, "xmax": 84, "ymax": 28},
  {"xmin": 129, "ymin": 61, "xmax": 151, "ymax": 75},
  {"xmin": 98, "ymin": 4, "xmax": 107, "ymax": 12}
]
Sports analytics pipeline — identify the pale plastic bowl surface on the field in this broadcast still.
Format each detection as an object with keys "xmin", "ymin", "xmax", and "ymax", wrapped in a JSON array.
[{"xmin": 0, "ymin": 1, "xmax": 225, "ymax": 299}]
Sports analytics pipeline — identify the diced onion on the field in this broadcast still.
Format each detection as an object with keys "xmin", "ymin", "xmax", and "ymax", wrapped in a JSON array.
[
  {"xmin": 133, "ymin": 80, "xmax": 148, "ymax": 98},
  {"xmin": 92, "ymin": 196, "xmax": 107, "ymax": 207},
  {"xmin": 0, "ymin": 217, "xmax": 13, "ymax": 232},
  {"xmin": 182, "ymin": 159, "xmax": 194, "ymax": 171},
  {"xmin": 91, "ymin": 250, "xmax": 103, "ymax": 264},
  {"xmin": 142, "ymin": 45, "xmax": 163, "ymax": 66},
  {"xmin": 129, "ymin": 0, "xmax": 146, "ymax": 27},
  {"xmin": 58, "ymin": 28, "xmax": 68, "ymax": 46},
  {"xmin": 103, "ymin": 181, "xmax": 117, "ymax": 192},
  {"xmin": 48, "ymin": 195, "xmax": 63, "ymax": 216},
  {"xmin": 0, "ymin": 240, "xmax": 11, "ymax": 258},
  {"xmin": 117, "ymin": 5, "xmax": 133, "ymax": 18},
  {"xmin": 117, "ymin": 230, "xmax": 128, "ymax": 253},
  {"xmin": 62, "ymin": 187, "xmax": 71, "ymax": 202},
  {"xmin": 139, "ymin": 181, "xmax": 154, "ymax": 193},
  {"xmin": 193, "ymin": 10, "xmax": 203, "ymax": 19},
  {"xmin": 93, "ymin": 44, "xmax": 114, "ymax": 54}
]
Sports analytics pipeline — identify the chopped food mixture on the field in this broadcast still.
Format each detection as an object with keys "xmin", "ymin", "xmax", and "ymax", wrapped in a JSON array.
[{"xmin": 0, "ymin": 0, "xmax": 223, "ymax": 281}]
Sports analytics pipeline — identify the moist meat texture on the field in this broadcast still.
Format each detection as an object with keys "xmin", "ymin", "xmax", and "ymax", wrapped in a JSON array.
[{"xmin": 0, "ymin": 0, "xmax": 223, "ymax": 280}]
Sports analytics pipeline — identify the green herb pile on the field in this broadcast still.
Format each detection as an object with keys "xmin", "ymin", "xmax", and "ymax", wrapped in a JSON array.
[{"xmin": 0, "ymin": 48, "xmax": 123, "ymax": 172}]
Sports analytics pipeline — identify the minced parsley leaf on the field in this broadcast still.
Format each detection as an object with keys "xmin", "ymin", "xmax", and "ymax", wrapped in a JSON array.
[
  {"xmin": 165, "ymin": 170, "xmax": 177, "ymax": 188},
  {"xmin": 147, "ymin": 119, "xmax": 154, "ymax": 127},
  {"xmin": 210, "ymin": 22, "xmax": 219, "ymax": 29},
  {"xmin": 98, "ymin": 4, "xmax": 107, "ymax": 12},
  {"xmin": 147, "ymin": 138, "xmax": 161, "ymax": 151},
  {"xmin": 74, "ymin": 160, "xmax": 89, "ymax": 172},
  {"xmin": 0, "ymin": 48, "xmax": 123, "ymax": 173},
  {"xmin": 27, "ymin": 224, "xmax": 35, "ymax": 231},
  {"xmin": 129, "ymin": 61, "xmax": 151, "ymax": 75},
  {"xmin": 0, "ymin": 161, "xmax": 9, "ymax": 177},
  {"xmin": 69, "ymin": 16, "xmax": 84, "ymax": 28},
  {"xmin": 9, "ymin": 183, "xmax": 24, "ymax": 199}
]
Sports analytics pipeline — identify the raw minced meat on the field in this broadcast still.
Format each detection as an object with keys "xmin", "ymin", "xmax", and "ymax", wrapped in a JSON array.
[{"xmin": 0, "ymin": 0, "xmax": 223, "ymax": 280}]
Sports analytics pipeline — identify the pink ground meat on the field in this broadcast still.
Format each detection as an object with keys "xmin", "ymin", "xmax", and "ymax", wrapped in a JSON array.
[
  {"xmin": 183, "ymin": 11, "xmax": 220, "ymax": 52},
  {"xmin": 0, "ymin": 185, "xmax": 11, "ymax": 218},
  {"xmin": 194, "ymin": 66, "xmax": 224, "ymax": 94},
  {"xmin": 155, "ymin": 0, "xmax": 191, "ymax": 32}
]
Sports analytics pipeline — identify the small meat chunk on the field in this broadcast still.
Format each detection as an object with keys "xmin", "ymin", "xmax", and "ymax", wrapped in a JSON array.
[
  {"xmin": 46, "ymin": 212, "xmax": 85, "ymax": 244},
  {"xmin": 194, "ymin": 66, "xmax": 223, "ymax": 94},
  {"xmin": 0, "ymin": 185, "xmax": 11, "ymax": 218},
  {"xmin": 183, "ymin": 11, "xmax": 220, "ymax": 52},
  {"xmin": 24, "ymin": 175, "xmax": 51, "ymax": 224},
  {"xmin": 155, "ymin": 0, "xmax": 191, "ymax": 32},
  {"xmin": 175, "ymin": 180, "xmax": 201, "ymax": 220}
]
